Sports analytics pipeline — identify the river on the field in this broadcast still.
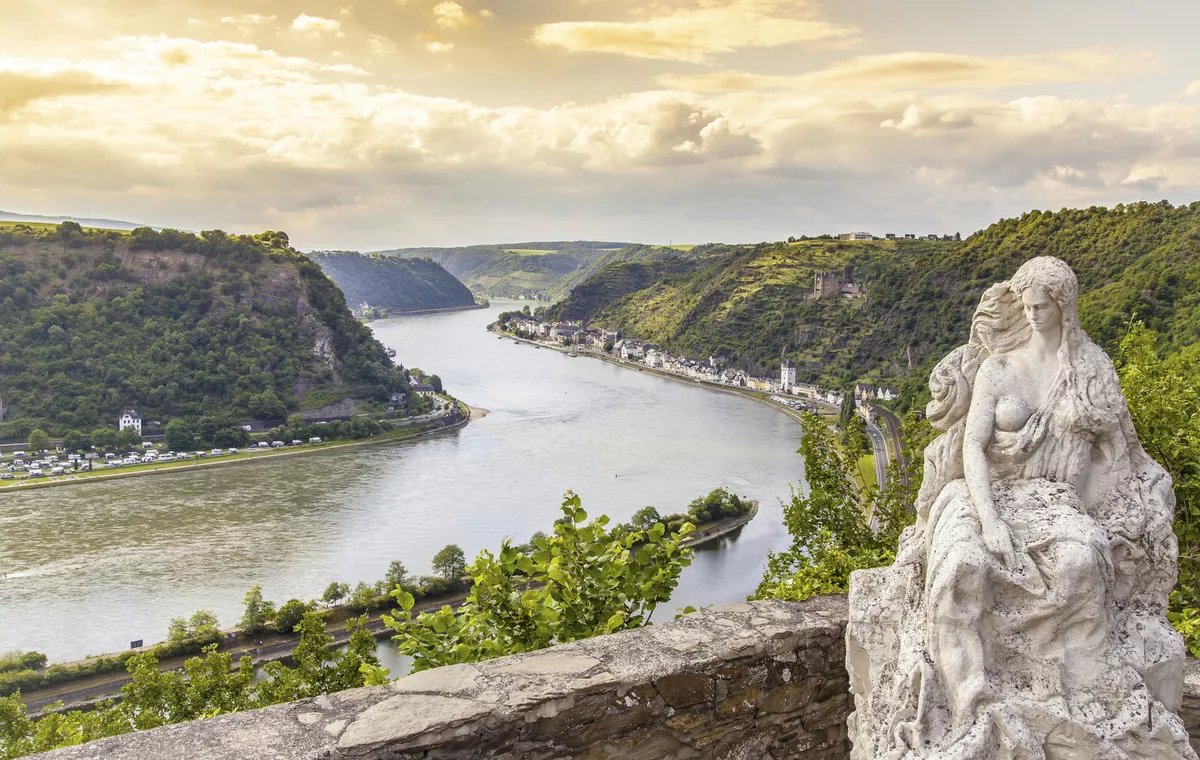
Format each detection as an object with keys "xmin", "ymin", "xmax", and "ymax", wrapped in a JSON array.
[{"xmin": 0, "ymin": 301, "xmax": 801, "ymax": 664}]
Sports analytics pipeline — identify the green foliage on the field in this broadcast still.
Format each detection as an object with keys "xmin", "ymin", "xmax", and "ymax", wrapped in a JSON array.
[
  {"xmin": 431, "ymin": 544, "xmax": 466, "ymax": 582},
  {"xmin": 238, "ymin": 586, "xmax": 275, "ymax": 636},
  {"xmin": 753, "ymin": 412, "xmax": 930, "ymax": 602},
  {"xmin": 26, "ymin": 430, "xmax": 48, "ymax": 453},
  {"xmin": 166, "ymin": 610, "xmax": 221, "ymax": 647},
  {"xmin": 1116, "ymin": 323, "xmax": 1200, "ymax": 653},
  {"xmin": 383, "ymin": 561, "xmax": 409, "ymax": 592},
  {"xmin": 307, "ymin": 253, "xmax": 475, "ymax": 311},
  {"xmin": 0, "ymin": 653, "xmax": 46, "ymax": 675},
  {"xmin": 685, "ymin": 488, "xmax": 749, "ymax": 524},
  {"xmin": 0, "ymin": 612, "xmax": 379, "ymax": 759},
  {"xmin": 272, "ymin": 600, "xmax": 308, "ymax": 635},
  {"xmin": 547, "ymin": 202, "xmax": 1200, "ymax": 403},
  {"xmin": 321, "ymin": 582, "xmax": 350, "ymax": 605},
  {"xmin": 377, "ymin": 241, "xmax": 633, "ymax": 300},
  {"xmin": 0, "ymin": 226, "xmax": 409, "ymax": 440},
  {"xmin": 630, "ymin": 506, "xmax": 662, "ymax": 531},
  {"xmin": 382, "ymin": 492, "xmax": 695, "ymax": 673}
]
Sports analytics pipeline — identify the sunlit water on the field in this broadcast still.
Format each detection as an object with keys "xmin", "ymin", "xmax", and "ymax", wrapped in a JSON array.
[{"xmin": 0, "ymin": 302, "xmax": 802, "ymax": 663}]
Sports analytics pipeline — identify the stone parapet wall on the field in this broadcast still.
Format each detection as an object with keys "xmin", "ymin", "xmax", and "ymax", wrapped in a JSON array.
[{"xmin": 38, "ymin": 596, "xmax": 850, "ymax": 760}]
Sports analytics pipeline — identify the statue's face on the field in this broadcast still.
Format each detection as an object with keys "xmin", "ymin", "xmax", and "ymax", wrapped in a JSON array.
[{"xmin": 1021, "ymin": 287, "xmax": 1061, "ymax": 333}]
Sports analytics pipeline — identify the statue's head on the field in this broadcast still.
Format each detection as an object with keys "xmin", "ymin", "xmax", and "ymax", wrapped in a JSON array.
[{"xmin": 1008, "ymin": 257, "xmax": 1077, "ymax": 336}]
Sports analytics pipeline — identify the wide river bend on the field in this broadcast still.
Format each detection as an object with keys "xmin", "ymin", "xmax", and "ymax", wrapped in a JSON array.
[{"xmin": 0, "ymin": 302, "xmax": 801, "ymax": 663}]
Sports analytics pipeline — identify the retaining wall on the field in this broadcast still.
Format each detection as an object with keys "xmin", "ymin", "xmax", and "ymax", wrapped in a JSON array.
[{"xmin": 35, "ymin": 594, "xmax": 1200, "ymax": 759}]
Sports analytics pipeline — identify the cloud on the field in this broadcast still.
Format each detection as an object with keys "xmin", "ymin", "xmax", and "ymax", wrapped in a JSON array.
[
  {"xmin": 658, "ymin": 50, "xmax": 1156, "ymax": 93},
  {"xmin": 1183, "ymin": 80, "xmax": 1200, "ymax": 98},
  {"xmin": 0, "ymin": 69, "xmax": 121, "ymax": 116},
  {"xmin": 433, "ymin": 1, "xmax": 469, "ymax": 29},
  {"xmin": 221, "ymin": 14, "xmax": 276, "ymax": 26},
  {"xmin": 291, "ymin": 14, "xmax": 343, "ymax": 36},
  {"xmin": 532, "ymin": 0, "xmax": 856, "ymax": 63},
  {"xmin": 417, "ymin": 34, "xmax": 454, "ymax": 53}
]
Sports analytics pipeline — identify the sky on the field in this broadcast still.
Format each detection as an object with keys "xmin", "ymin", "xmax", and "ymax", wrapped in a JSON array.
[{"xmin": 2, "ymin": 0, "xmax": 1200, "ymax": 250}]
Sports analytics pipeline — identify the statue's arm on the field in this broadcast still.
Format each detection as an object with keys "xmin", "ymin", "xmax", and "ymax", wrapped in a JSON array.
[{"xmin": 963, "ymin": 359, "xmax": 1017, "ymax": 565}]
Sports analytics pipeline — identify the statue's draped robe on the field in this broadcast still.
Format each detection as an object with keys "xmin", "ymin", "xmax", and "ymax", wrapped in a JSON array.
[{"xmin": 847, "ymin": 340, "xmax": 1193, "ymax": 760}]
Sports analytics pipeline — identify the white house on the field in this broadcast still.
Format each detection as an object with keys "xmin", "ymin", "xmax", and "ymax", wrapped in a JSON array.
[
  {"xmin": 118, "ymin": 409, "xmax": 142, "ymax": 435},
  {"xmin": 781, "ymin": 359, "xmax": 797, "ymax": 393},
  {"xmin": 839, "ymin": 232, "xmax": 873, "ymax": 241}
]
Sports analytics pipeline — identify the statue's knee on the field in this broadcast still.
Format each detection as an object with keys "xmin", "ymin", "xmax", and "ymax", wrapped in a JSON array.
[{"xmin": 1056, "ymin": 542, "xmax": 1102, "ymax": 589}]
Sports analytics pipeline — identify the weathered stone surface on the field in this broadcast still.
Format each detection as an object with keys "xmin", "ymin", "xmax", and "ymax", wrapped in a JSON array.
[
  {"xmin": 656, "ymin": 674, "xmax": 716, "ymax": 709},
  {"xmin": 337, "ymin": 694, "xmax": 492, "ymax": 754},
  {"xmin": 848, "ymin": 257, "xmax": 1198, "ymax": 760},
  {"xmin": 34, "ymin": 596, "xmax": 859, "ymax": 760},
  {"xmin": 390, "ymin": 663, "xmax": 483, "ymax": 695}
]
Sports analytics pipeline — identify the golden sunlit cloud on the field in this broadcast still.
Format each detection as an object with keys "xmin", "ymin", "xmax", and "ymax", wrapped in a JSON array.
[
  {"xmin": 1183, "ymin": 80, "xmax": 1200, "ymax": 97},
  {"xmin": 291, "ymin": 14, "xmax": 343, "ymax": 36},
  {"xmin": 532, "ymin": 0, "xmax": 856, "ymax": 63},
  {"xmin": 222, "ymin": 14, "xmax": 277, "ymax": 26},
  {"xmin": 657, "ymin": 49, "xmax": 1156, "ymax": 93},
  {"xmin": 433, "ymin": 1, "xmax": 469, "ymax": 29},
  {"xmin": 418, "ymin": 33, "xmax": 454, "ymax": 53}
]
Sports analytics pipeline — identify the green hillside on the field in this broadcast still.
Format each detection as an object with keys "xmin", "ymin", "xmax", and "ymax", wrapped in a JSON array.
[
  {"xmin": 0, "ymin": 223, "xmax": 411, "ymax": 440},
  {"xmin": 548, "ymin": 202, "xmax": 1200, "ymax": 406},
  {"xmin": 308, "ymin": 252, "xmax": 476, "ymax": 312},
  {"xmin": 374, "ymin": 241, "xmax": 632, "ymax": 300}
]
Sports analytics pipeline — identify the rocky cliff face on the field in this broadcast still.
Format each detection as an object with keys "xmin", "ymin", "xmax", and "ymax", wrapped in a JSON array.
[{"xmin": 0, "ymin": 225, "xmax": 408, "ymax": 437}]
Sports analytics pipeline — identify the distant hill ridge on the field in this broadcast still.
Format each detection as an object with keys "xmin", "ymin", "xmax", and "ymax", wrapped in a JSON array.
[
  {"xmin": 0, "ymin": 210, "xmax": 150, "ymax": 231},
  {"xmin": 545, "ymin": 201, "xmax": 1200, "ymax": 408},
  {"xmin": 308, "ymin": 252, "xmax": 476, "ymax": 312},
  {"xmin": 0, "ymin": 224, "xmax": 410, "ymax": 439},
  {"xmin": 372, "ymin": 241, "xmax": 638, "ymax": 300}
]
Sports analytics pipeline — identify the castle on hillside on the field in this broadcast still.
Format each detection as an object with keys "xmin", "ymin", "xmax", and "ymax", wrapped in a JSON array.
[{"xmin": 813, "ymin": 269, "xmax": 865, "ymax": 299}]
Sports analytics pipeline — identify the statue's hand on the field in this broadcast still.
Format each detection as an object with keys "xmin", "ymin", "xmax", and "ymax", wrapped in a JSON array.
[{"xmin": 981, "ymin": 515, "xmax": 1019, "ymax": 569}]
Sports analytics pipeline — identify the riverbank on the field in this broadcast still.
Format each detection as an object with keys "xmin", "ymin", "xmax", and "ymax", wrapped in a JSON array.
[
  {"xmin": 492, "ymin": 326, "xmax": 895, "ymax": 481},
  {"xmin": 19, "ymin": 503, "xmax": 755, "ymax": 713},
  {"xmin": 365, "ymin": 302, "xmax": 488, "ymax": 320},
  {"xmin": 0, "ymin": 411, "xmax": 474, "ymax": 493}
]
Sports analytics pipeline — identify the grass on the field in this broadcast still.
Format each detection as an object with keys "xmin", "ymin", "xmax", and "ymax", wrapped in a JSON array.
[
  {"xmin": 857, "ymin": 453, "xmax": 877, "ymax": 491},
  {"xmin": 0, "ymin": 425, "xmax": 437, "ymax": 492}
]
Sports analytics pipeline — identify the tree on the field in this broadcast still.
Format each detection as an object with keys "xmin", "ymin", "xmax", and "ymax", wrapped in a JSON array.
[
  {"xmin": 346, "ymin": 582, "xmax": 379, "ymax": 612},
  {"xmin": 164, "ymin": 418, "xmax": 196, "ymax": 452},
  {"xmin": 431, "ymin": 544, "xmax": 466, "ymax": 582},
  {"xmin": 322, "ymin": 582, "xmax": 350, "ymax": 605},
  {"xmin": 90, "ymin": 427, "xmax": 117, "ymax": 451},
  {"xmin": 116, "ymin": 427, "xmax": 141, "ymax": 449},
  {"xmin": 61, "ymin": 430, "xmax": 89, "ymax": 453},
  {"xmin": 840, "ymin": 413, "xmax": 871, "ymax": 476},
  {"xmin": 27, "ymin": 429, "xmax": 49, "ymax": 453},
  {"xmin": 383, "ymin": 561, "xmax": 408, "ymax": 592},
  {"xmin": 428, "ymin": 375, "xmax": 443, "ymax": 393},
  {"xmin": 630, "ymin": 506, "xmax": 662, "ymax": 531},
  {"xmin": 286, "ymin": 414, "xmax": 305, "ymax": 430},
  {"xmin": 248, "ymin": 389, "xmax": 287, "ymax": 420},
  {"xmin": 273, "ymin": 600, "xmax": 308, "ymax": 634},
  {"xmin": 380, "ymin": 492, "xmax": 695, "ymax": 673},
  {"xmin": 238, "ymin": 586, "xmax": 275, "ymax": 636},
  {"xmin": 753, "ymin": 412, "xmax": 930, "ymax": 603}
]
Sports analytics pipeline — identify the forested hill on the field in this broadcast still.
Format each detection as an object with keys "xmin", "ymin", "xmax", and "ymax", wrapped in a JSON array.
[
  {"xmin": 373, "ymin": 241, "xmax": 633, "ymax": 300},
  {"xmin": 547, "ymin": 202, "xmax": 1200, "ymax": 406},
  {"xmin": 308, "ymin": 252, "xmax": 475, "ymax": 312},
  {"xmin": 0, "ymin": 223, "xmax": 410, "ymax": 441}
]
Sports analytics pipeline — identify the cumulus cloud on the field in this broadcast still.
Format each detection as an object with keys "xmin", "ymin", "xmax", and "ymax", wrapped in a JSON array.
[
  {"xmin": 433, "ymin": 1, "xmax": 469, "ymax": 29},
  {"xmin": 291, "ymin": 14, "xmax": 343, "ymax": 36},
  {"xmin": 221, "ymin": 14, "xmax": 276, "ymax": 26},
  {"xmin": 532, "ymin": 0, "xmax": 856, "ymax": 63}
]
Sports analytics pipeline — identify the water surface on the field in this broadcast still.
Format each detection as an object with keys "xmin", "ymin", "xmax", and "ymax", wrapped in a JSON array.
[{"xmin": 0, "ymin": 302, "xmax": 801, "ymax": 662}]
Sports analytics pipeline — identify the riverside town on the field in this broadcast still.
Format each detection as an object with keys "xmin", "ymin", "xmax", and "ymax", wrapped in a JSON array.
[{"xmin": 4, "ymin": 4, "xmax": 1200, "ymax": 760}]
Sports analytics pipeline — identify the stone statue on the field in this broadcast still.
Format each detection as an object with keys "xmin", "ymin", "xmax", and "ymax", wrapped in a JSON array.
[{"xmin": 846, "ymin": 257, "xmax": 1197, "ymax": 759}]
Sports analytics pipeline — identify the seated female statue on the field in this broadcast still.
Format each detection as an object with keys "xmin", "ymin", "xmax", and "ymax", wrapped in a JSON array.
[{"xmin": 846, "ymin": 256, "xmax": 1194, "ymax": 760}]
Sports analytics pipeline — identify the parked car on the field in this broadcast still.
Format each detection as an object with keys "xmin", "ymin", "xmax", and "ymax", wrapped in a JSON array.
[
  {"xmin": 271, "ymin": 441, "xmax": 285, "ymax": 448},
  {"xmin": 256, "ymin": 442, "xmax": 270, "ymax": 448},
  {"xmin": 308, "ymin": 437, "xmax": 322, "ymax": 444},
  {"xmin": 228, "ymin": 448, "xmax": 240, "ymax": 454},
  {"xmin": 1, "ymin": 473, "xmax": 13, "ymax": 480},
  {"xmin": 291, "ymin": 440, "xmax": 303, "ymax": 446},
  {"xmin": 210, "ymin": 449, "xmax": 224, "ymax": 456}
]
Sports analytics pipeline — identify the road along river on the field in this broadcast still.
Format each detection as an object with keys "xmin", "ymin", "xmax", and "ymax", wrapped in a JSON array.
[{"xmin": 0, "ymin": 301, "xmax": 802, "ymax": 663}]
